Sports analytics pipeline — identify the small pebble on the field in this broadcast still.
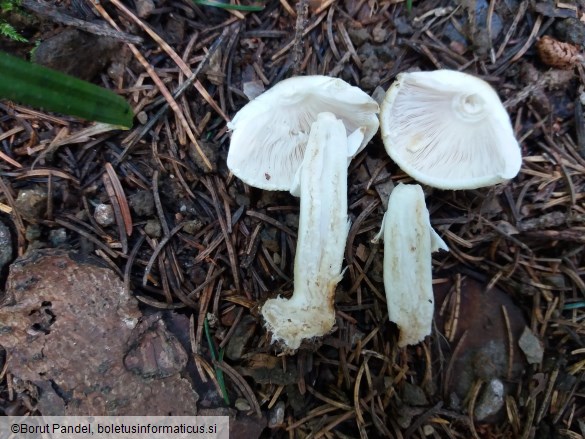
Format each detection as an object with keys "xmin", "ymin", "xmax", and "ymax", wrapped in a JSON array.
[
  {"xmin": 347, "ymin": 27, "xmax": 370, "ymax": 47},
  {"xmin": 49, "ymin": 228, "xmax": 67, "ymax": 247},
  {"xmin": 474, "ymin": 378, "xmax": 505, "ymax": 421},
  {"xmin": 268, "ymin": 401, "xmax": 285, "ymax": 428},
  {"xmin": 183, "ymin": 219, "xmax": 203, "ymax": 235},
  {"xmin": 235, "ymin": 398, "xmax": 251, "ymax": 411},
  {"xmin": 135, "ymin": 0, "xmax": 155, "ymax": 17},
  {"xmin": 372, "ymin": 24, "xmax": 388, "ymax": 43},
  {"xmin": 137, "ymin": 111, "xmax": 148, "ymax": 124},
  {"xmin": 243, "ymin": 81, "xmax": 265, "ymax": 100},
  {"xmin": 144, "ymin": 219, "xmax": 162, "ymax": 238},
  {"xmin": 519, "ymin": 326, "xmax": 544, "ymax": 364},
  {"xmin": 16, "ymin": 187, "xmax": 47, "ymax": 220},
  {"xmin": 402, "ymin": 382, "xmax": 428, "ymax": 406},
  {"xmin": 25, "ymin": 225, "xmax": 41, "ymax": 243},
  {"xmin": 94, "ymin": 204, "xmax": 115, "ymax": 227},
  {"xmin": 129, "ymin": 191, "xmax": 155, "ymax": 217}
]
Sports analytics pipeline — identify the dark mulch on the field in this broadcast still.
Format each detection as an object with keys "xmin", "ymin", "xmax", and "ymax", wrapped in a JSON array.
[{"xmin": 1, "ymin": 0, "xmax": 585, "ymax": 437}]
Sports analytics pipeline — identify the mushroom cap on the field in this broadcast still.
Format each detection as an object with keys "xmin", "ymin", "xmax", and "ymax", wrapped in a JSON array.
[
  {"xmin": 379, "ymin": 70, "xmax": 522, "ymax": 190},
  {"xmin": 227, "ymin": 75, "xmax": 380, "ymax": 190}
]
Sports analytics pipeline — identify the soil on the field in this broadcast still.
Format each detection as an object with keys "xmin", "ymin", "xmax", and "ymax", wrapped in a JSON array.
[{"xmin": 1, "ymin": 0, "xmax": 585, "ymax": 437}]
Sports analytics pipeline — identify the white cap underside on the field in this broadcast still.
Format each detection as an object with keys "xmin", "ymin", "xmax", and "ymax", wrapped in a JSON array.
[
  {"xmin": 380, "ymin": 70, "xmax": 522, "ymax": 190},
  {"xmin": 227, "ymin": 75, "xmax": 380, "ymax": 190}
]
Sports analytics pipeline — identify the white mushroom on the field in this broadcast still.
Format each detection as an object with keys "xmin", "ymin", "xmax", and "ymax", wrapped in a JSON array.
[
  {"xmin": 261, "ymin": 112, "xmax": 362, "ymax": 351},
  {"xmin": 373, "ymin": 184, "xmax": 448, "ymax": 347},
  {"xmin": 227, "ymin": 75, "xmax": 379, "ymax": 190},
  {"xmin": 379, "ymin": 70, "xmax": 521, "ymax": 190}
]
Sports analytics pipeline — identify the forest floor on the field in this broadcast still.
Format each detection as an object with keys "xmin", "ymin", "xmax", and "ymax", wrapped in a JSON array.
[{"xmin": 1, "ymin": 0, "xmax": 585, "ymax": 437}]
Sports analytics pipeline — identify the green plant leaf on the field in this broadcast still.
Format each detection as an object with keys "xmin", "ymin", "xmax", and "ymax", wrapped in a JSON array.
[{"xmin": 0, "ymin": 51, "xmax": 134, "ymax": 128}]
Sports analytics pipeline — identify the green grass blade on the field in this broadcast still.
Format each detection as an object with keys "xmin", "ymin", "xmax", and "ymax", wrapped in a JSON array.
[
  {"xmin": 0, "ymin": 51, "xmax": 134, "ymax": 128},
  {"xmin": 217, "ymin": 348, "xmax": 230, "ymax": 405},
  {"xmin": 204, "ymin": 317, "xmax": 230, "ymax": 404},
  {"xmin": 193, "ymin": 0, "xmax": 264, "ymax": 12}
]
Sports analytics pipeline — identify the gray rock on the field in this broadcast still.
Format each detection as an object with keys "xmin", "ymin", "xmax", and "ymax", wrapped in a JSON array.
[
  {"xmin": 402, "ymin": 381, "xmax": 428, "ymax": 406},
  {"xmin": 48, "ymin": 228, "xmax": 67, "ymax": 247},
  {"xmin": 268, "ymin": 401, "xmax": 285, "ymax": 428},
  {"xmin": 135, "ymin": 0, "xmax": 155, "ymax": 18},
  {"xmin": 474, "ymin": 378, "xmax": 505, "ymax": 421},
  {"xmin": 32, "ymin": 29, "xmax": 120, "ymax": 81},
  {"xmin": 16, "ymin": 187, "xmax": 47, "ymax": 221},
  {"xmin": 0, "ymin": 249, "xmax": 198, "ymax": 415},
  {"xmin": 519, "ymin": 326, "xmax": 544, "ymax": 364},
  {"xmin": 347, "ymin": 27, "xmax": 370, "ymax": 47},
  {"xmin": 235, "ymin": 398, "xmax": 251, "ymax": 411},
  {"xmin": 25, "ymin": 225, "xmax": 41, "ymax": 242},
  {"xmin": 145, "ymin": 219, "xmax": 162, "ymax": 238},
  {"xmin": 94, "ymin": 203, "xmax": 115, "ymax": 227},
  {"xmin": 129, "ymin": 190, "xmax": 155, "ymax": 217}
]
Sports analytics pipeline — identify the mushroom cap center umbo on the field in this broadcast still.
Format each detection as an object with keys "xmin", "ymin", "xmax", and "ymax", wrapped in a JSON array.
[{"xmin": 452, "ymin": 92, "xmax": 488, "ymax": 123}]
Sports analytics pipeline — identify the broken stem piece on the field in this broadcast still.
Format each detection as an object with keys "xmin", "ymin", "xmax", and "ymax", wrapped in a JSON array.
[{"xmin": 374, "ymin": 184, "xmax": 448, "ymax": 347}]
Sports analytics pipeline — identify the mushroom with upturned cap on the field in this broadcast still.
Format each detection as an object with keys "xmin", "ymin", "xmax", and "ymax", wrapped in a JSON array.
[
  {"xmin": 227, "ymin": 75, "xmax": 379, "ymax": 191},
  {"xmin": 379, "ymin": 70, "xmax": 522, "ymax": 190},
  {"xmin": 227, "ymin": 76, "xmax": 379, "ymax": 351}
]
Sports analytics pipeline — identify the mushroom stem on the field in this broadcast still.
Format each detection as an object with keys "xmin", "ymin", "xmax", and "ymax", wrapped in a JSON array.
[
  {"xmin": 261, "ymin": 113, "xmax": 353, "ymax": 351},
  {"xmin": 373, "ymin": 184, "xmax": 448, "ymax": 347}
]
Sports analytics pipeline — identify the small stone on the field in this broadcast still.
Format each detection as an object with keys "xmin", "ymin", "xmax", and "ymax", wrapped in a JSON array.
[
  {"xmin": 372, "ymin": 24, "xmax": 388, "ymax": 43},
  {"xmin": 183, "ymin": 219, "xmax": 204, "ymax": 235},
  {"xmin": 49, "ymin": 228, "xmax": 67, "ymax": 247},
  {"xmin": 518, "ymin": 326, "xmax": 544, "ymax": 364},
  {"xmin": 394, "ymin": 16, "xmax": 413, "ymax": 35},
  {"xmin": 144, "ymin": 219, "xmax": 162, "ymax": 238},
  {"xmin": 135, "ymin": 0, "xmax": 155, "ymax": 18},
  {"xmin": 423, "ymin": 425, "xmax": 435, "ymax": 436},
  {"xmin": 16, "ymin": 187, "xmax": 47, "ymax": 220},
  {"xmin": 402, "ymin": 382, "xmax": 428, "ymax": 406},
  {"xmin": 243, "ymin": 81, "xmax": 265, "ymax": 100},
  {"xmin": 129, "ymin": 191, "xmax": 155, "ymax": 217},
  {"xmin": 360, "ymin": 72, "xmax": 381, "ymax": 91},
  {"xmin": 268, "ymin": 401, "xmax": 285, "ymax": 428},
  {"xmin": 25, "ymin": 225, "xmax": 41, "ymax": 242},
  {"xmin": 137, "ymin": 111, "xmax": 148, "ymax": 124},
  {"xmin": 123, "ymin": 315, "xmax": 188, "ymax": 379},
  {"xmin": 474, "ymin": 378, "xmax": 505, "ymax": 421},
  {"xmin": 347, "ymin": 27, "xmax": 370, "ymax": 47},
  {"xmin": 235, "ymin": 398, "xmax": 251, "ymax": 411},
  {"xmin": 94, "ymin": 204, "xmax": 115, "ymax": 227},
  {"xmin": 32, "ymin": 29, "xmax": 119, "ymax": 81}
]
